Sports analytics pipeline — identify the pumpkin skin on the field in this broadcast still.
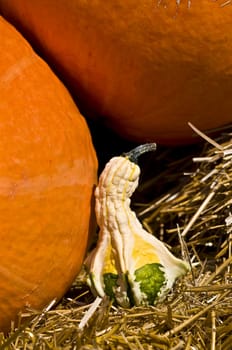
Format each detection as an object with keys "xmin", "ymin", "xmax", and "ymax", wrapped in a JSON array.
[
  {"xmin": 0, "ymin": 0, "xmax": 231, "ymax": 144},
  {"xmin": 0, "ymin": 16, "xmax": 97, "ymax": 332}
]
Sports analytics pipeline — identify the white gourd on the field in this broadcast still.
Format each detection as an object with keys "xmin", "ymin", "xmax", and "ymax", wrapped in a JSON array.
[{"xmin": 86, "ymin": 144, "xmax": 189, "ymax": 307}]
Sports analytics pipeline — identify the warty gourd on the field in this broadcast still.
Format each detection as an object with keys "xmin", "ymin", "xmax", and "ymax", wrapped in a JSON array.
[{"xmin": 86, "ymin": 144, "xmax": 189, "ymax": 307}]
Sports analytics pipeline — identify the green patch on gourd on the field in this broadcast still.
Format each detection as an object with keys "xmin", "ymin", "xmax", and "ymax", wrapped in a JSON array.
[
  {"xmin": 134, "ymin": 263, "xmax": 166, "ymax": 304},
  {"xmin": 103, "ymin": 273, "xmax": 118, "ymax": 300}
]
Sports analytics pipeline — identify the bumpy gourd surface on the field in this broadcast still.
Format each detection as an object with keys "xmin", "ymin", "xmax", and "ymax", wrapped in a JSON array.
[{"xmin": 86, "ymin": 144, "xmax": 189, "ymax": 306}]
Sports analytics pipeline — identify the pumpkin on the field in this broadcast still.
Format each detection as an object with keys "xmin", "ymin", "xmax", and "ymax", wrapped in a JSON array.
[
  {"xmin": 0, "ymin": 16, "xmax": 97, "ymax": 332},
  {"xmin": 85, "ymin": 143, "xmax": 189, "ymax": 307},
  {"xmin": 0, "ymin": 0, "xmax": 231, "ymax": 144}
]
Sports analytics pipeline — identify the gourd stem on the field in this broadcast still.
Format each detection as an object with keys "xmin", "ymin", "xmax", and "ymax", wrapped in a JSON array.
[{"xmin": 122, "ymin": 143, "xmax": 156, "ymax": 164}]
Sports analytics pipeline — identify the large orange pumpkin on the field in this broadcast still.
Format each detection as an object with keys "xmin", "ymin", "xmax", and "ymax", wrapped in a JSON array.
[
  {"xmin": 0, "ymin": 0, "xmax": 231, "ymax": 144},
  {"xmin": 0, "ymin": 16, "xmax": 97, "ymax": 332}
]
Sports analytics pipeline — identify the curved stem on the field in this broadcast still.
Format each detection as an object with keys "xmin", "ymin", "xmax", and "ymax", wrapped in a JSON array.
[{"xmin": 122, "ymin": 143, "xmax": 157, "ymax": 164}]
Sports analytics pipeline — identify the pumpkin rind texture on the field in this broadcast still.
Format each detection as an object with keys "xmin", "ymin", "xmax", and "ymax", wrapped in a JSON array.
[
  {"xmin": 0, "ymin": 0, "xmax": 231, "ymax": 143},
  {"xmin": 0, "ymin": 16, "xmax": 97, "ymax": 332}
]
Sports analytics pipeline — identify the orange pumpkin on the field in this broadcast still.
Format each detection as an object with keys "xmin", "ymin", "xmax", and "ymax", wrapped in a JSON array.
[
  {"xmin": 0, "ymin": 16, "xmax": 97, "ymax": 332},
  {"xmin": 0, "ymin": 0, "xmax": 231, "ymax": 144}
]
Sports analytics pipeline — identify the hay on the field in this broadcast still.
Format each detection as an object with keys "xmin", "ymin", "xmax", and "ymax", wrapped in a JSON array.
[{"xmin": 1, "ymin": 126, "xmax": 231, "ymax": 349}]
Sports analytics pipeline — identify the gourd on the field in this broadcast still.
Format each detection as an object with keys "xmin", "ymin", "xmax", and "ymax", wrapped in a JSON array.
[
  {"xmin": 86, "ymin": 144, "xmax": 189, "ymax": 306},
  {"xmin": 0, "ymin": 1, "xmax": 231, "ymax": 144},
  {"xmin": 0, "ymin": 16, "xmax": 97, "ymax": 332}
]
